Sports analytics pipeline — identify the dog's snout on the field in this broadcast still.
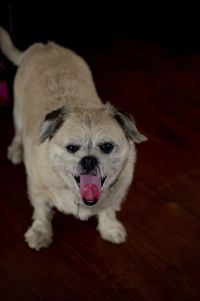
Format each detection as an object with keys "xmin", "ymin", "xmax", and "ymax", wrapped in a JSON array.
[{"xmin": 80, "ymin": 156, "xmax": 98, "ymax": 172}]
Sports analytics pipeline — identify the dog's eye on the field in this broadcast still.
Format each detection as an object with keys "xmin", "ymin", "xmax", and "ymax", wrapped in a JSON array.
[
  {"xmin": 66, "ymin": 144, "xmax": 80, "ymax": 153},
  {"xmin": 99, "ymin": 143, "xmax": 114, "ymax": 154}
]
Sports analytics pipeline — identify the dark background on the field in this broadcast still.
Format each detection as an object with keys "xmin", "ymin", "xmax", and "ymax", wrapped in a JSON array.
[{"xmin": 0, "ymin": 2, "xmax": 200, "ymax": 54}]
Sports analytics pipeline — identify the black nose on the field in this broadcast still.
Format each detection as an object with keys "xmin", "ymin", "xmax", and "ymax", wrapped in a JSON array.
[{"xmin": 80, "ymin": 156, "xmax": 98, "ymax": 172}]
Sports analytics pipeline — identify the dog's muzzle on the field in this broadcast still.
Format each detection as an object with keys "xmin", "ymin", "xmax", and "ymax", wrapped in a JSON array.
[{"xmin": 74, "ymin": 156, "xmax": 106, "ymax": 206}]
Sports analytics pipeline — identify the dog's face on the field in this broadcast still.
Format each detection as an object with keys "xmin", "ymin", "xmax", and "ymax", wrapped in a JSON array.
[{"xmin": 38, "ymin": 104, "xmax": 147, "ymax": 206}]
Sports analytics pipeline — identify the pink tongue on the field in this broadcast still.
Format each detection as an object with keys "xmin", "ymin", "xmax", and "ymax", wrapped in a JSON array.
[{"xmin": 80, "ymin": 175, "xmax": 101, "ymax": 201}]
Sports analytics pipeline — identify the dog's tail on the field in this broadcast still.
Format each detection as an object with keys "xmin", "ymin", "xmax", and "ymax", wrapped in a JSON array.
[{"xmin": 0, "ymin": 26, "xmax": 23, "ymax": 66}]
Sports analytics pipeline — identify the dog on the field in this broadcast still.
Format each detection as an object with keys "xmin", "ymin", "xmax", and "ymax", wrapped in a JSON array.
[{"xmin": 0, "ymin": 27, "xmax": 147, "ymax": 250}]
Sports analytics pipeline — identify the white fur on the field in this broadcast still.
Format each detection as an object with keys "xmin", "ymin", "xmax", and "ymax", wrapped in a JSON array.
[{"xmin": 0, "ymin": 27, "xmax": 146, "ymax": 250}]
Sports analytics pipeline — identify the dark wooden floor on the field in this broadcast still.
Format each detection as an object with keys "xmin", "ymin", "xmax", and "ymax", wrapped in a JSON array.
[{"xmin": 0, "ymin": 38, "xmax": 200, "ymax": 301}]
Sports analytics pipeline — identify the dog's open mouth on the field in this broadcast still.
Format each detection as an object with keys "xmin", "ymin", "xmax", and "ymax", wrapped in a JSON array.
[{"xmin": 75, "ymin": 175, "xmax": 106, "ymax": 206}]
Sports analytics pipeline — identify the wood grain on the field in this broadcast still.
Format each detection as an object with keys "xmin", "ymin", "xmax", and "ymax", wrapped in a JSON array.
[{"xmin": 0, "ymin": 37, "xmax": 199, "ymax": 301}]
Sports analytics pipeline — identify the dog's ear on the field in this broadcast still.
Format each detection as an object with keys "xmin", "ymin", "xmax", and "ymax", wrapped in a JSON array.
[
  {"xmin": 38, "ymin": 106, "xmax": 67, "ymax": 144},
  {"xmin": 107, "ymin": 104, "xmax": 147, "ymax": 143}
]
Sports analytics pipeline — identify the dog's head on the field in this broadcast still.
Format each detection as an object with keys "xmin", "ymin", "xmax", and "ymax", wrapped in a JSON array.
[{"xmin": 38, "ymin": 104, "xmax": 147, "ymax": 206}]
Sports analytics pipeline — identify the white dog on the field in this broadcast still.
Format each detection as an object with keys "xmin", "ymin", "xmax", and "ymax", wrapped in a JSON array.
[{"xmin": 0, "ymin": 27, "xmax": 147, "ymax": 250}]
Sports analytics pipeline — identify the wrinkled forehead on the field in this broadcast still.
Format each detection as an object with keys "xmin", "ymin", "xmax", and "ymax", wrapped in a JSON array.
[{"xmin": 55, "ymin": 110, "xmax": 125, "ymax": 145}]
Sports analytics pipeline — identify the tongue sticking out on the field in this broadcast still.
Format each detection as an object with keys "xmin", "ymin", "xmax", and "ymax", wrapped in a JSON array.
[{"xmin": 80, "ymin": 175, "xmax": 101, "ymax": 204}]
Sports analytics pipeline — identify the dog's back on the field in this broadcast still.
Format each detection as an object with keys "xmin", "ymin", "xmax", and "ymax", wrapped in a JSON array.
[{"xmin": 0, "ymin": 27, "xmax": 102, "ymax": 140}]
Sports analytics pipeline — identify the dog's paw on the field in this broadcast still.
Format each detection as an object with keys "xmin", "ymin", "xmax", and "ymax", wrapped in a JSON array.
[
  {"xmin": 7, "ymin": 141, "xmax": 23, "ymax": 164},
  {"xmin": 98, "ymin": 221, "xmax": 127, "ymax": 244},
  {"xmin": 24, "ymin": 221, "xmax": 53, "ymax": 251}
]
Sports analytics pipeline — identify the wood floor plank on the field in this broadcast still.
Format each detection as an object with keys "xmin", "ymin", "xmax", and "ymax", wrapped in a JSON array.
[
  {"xmin": 0, "ymin": 192, "xmax": 126, "ymax": 301},
  {"xmin": 0, "ymin": 37, "xmax": 200, "ymax": 301},
  {"xmin": 158, "ymin": 169, "xmax": 200, "ymax": 218}
]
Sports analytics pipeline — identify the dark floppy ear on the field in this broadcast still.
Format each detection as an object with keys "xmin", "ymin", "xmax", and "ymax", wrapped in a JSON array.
[
  {"xmin": 107, "ymin": 104, "xmax": 147, "ymax": 143},
  {"xmin": 38, "ymin": 106, "xmax": 67, "ymax": 144}
]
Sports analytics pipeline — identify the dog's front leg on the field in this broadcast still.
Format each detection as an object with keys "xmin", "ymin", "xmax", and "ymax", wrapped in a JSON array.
[
  {"xmin": 24, "ymin": 191, "xmax": 54, "ymax": 251},
  {"xmin": 97, "ymin": 209, "xmax": 127, "ymax": 244}
]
